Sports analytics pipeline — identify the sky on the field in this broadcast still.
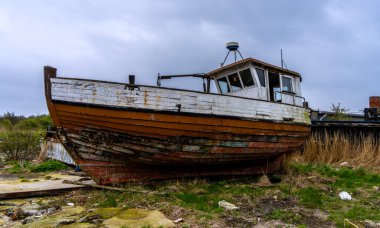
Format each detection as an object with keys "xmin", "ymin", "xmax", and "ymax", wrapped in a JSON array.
[{"xmin": 1, "ymin": 0, "xmax": 379, "ymax": 115}]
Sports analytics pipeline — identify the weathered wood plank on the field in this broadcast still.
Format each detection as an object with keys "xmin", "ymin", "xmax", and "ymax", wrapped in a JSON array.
[{"xmin": 51, "ymin": 78, "xmax": 309, "ymax": 124}]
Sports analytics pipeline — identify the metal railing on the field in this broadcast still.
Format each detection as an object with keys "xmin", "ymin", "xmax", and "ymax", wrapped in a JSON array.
[{"xmin": 274, "ymin": 91, "xmax": 306, "ymax": 107}]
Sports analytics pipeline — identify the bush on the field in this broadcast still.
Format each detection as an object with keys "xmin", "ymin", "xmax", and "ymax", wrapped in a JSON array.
[{"xmin": 30, "ymin": 160, "xmax": 67, "ymax": 172}]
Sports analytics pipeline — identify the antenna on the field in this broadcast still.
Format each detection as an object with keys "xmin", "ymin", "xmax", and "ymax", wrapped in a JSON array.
[
  {"xmin": 221, "ymin": 42, "xmax": 244, "ymax": 67},
  {"xmin": 280, "ymin": 49, "xmax": 288, "ymax": 69},
  {"xmin": 281, "ymin": 49, "xmax": 283, "ymax": 68}
]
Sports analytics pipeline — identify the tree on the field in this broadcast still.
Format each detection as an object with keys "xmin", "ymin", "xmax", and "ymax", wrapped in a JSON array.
[{"xmin": 0, "ymin": 114, "xmax": 52, "ymax": 162}]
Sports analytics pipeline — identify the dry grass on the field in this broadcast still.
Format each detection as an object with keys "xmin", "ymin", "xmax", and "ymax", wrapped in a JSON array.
[{"xmin": 290, "ymin": 132, "xmax": 380, "ymax": 171}]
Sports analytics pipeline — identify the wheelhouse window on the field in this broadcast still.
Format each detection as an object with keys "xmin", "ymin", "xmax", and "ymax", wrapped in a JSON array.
[
  {"xmin": 256, "ymin": 68, "xmax": 266, "ymax": 87},
  {"xmin": 227, "ymin": 73, "xmax": 243, "ymax": 91},
  {"xmin": 239, "ymin": 68, "xmax": 255, "ymax": 87},
  {"xmin": 281, "ymin": 76, "xmax": 293, "ymax": 92},
  {"xmin": 217, "ymin": 77, "xmax": 230, "ymax": 94}
]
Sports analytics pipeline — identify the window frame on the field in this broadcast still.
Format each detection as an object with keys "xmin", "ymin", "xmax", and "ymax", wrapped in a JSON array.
[
  {"xmin": 216, "ymin": 76, "xmax": 232, "ymax": 94},
  {"xmin": 254, "ymin": 67, "xmax": 266, "ymax": 87},
  {"xmin": 215, "ymin": 65, "xmax": 258, "ymax": 94},
  {"xmin": 227, "ymin": 72, "xmax": 244, "ymax": 92},
  {"xmin": 280, "ymin": 75, "xmax": 294, "ymax": 93}
]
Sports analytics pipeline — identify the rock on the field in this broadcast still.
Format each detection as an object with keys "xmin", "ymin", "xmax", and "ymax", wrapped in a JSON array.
[
  {"xmin": 339, "ymin": 191, "xmax": 352, "ymax": 200},
  {"xmin": 92, "ymin": 219, "xmax": 104, "ymax": 225},
  {"xmin": 13, "ymin": 206, "xmax": 86, "ymax": 228},
  {"xmin": 373, "ymin": 186, "xmax": 379, "ymax": 191},
  {"xmin": 0, "ymin": 217, "xmax": 5, "ymax": 226},
  {"xmin": 10, "ymin": 207, "xmax": 26, "ymax": 220},
  {"xmin": 21, "ymin": 202, "xmax": 40, "ymax": 215},
  {"xmin": 218, "ymin": 200, "xmax": 239, "ymax": 210},
  {"xmin": 23, "ymin": 209, "xmax": 38, "ymax": 216},
  {"xmin": 364, "ymin": 219, "xmax": 380, "ymax": 228},
  {"xmin": 339, "ymin": 161, "xmax": 349, "ymax": 167},
  {"xmin": 0, "ymin": 202, "xmax": 16, "ymax": 207},
  {"xmin": 256, "ymin": 175, "xmax": 272, "ymax": 187},
  {"xmin": 21, "ymin": 217, "xmax": 35, "ymax": 225},
  {"xmin": 103, "ymin": 209, "xmax": 175, "ymax": 228},
  {"xmin": 78, "ymin": 214, "xmax": 101, "ymax": 223},
  {"xmin": 57, "ymin": 218, "xmax": 76, "ymax": 225}
]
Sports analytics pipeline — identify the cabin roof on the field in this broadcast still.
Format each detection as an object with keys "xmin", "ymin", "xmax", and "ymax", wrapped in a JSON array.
[{"xmin": 207, "ymin": 57, "xmax": 302, "ymax": 79}]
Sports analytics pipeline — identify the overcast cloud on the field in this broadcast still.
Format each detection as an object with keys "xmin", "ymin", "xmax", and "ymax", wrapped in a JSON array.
[{"xmin": 1, "ymin": 0, "xmax": 379, "ymax": 115}]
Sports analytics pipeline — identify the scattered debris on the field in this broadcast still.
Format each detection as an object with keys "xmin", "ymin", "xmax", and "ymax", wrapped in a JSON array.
[
  {"xmin": 339, "ymin": 161, "xmax": 349, "ymax": 167},
  {"xmin": 67, "ymin": 202, "xmax": 74, "ymax": 206},
  {"xmin": 173, "ymin": 218, "xmax": 183, "ymax": 223},
  {"xmin": 62, "ymin": 180, "xmax": 129, "ymax": 191},
  {"xmin": 218, "ymin": 200, "xmax": 239, "ymax": 210},
  {"xmin": 339, "ymin": 191, "xmax": 352, "ymax": 200},
  {"xmin": 63, "ymin": 180, "xmax": 167, "ymax": 195}
]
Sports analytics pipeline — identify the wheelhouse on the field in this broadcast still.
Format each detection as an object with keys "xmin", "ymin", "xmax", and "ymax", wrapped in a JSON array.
[{"xmin": 208, "ymin": 58, "xmax": 305, "ymax": 107}]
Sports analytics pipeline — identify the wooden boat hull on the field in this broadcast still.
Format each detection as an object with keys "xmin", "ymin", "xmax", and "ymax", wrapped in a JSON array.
[{"xmin": 44, "ymin": 66, "xmax": 311, "ymax": 184}]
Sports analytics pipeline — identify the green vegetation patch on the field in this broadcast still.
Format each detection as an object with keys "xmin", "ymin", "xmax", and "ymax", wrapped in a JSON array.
[
  {"xmin": 4, "ymin": 160, "xmax": 67, "ymax": 174},
  {"xmin": 288, "ymin": 163, "xmax": 380, "ymax": 227},
  {"xmin": 99, "ymin": 193, "xmax": 118, "ymax": 208},
  {"xmin": 5, "ymin": 161, "xmax": 32, "ymax": 174},
  {"xmin": 298, "ymin": 187, "xmax": 323, "ymax": 208},
  {"xmin": 175, "ymin": 192, "xmax": 223, "ymax": 212},
  {"xmin": 290, "ymin": 163, "xmax": 380, "ymax": 191},
  {"xmin": 29, "ymin": 160, "xmax": 67, "ymax": 172},
  {"xmin": 267, "ymin": 208, "xmax": 302, "ymax": 224}
]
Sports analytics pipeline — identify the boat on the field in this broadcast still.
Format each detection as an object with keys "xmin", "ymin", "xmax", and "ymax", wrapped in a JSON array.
[{"xmin": 44, "ymin": 42, "xmax": 311, "ymax": 184}]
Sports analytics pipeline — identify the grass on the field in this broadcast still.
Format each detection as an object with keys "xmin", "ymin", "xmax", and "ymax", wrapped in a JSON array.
[
  {"xmin": 4, "ymin": 160, "xmax": 67, "ymax": 174},
  {"xmin": 267, "ymin": 209, "xmax": 302, "ymax": 224},
  {"xmin": 99, "ymin": 193, "xmax": 118, "ymax": 208},
  {"xmin": 286, "ymin": 163, "xmax": 380, "ymax": 227},
  {"xmin": 291, "ymin": 132, "xmax": 380, "ymax": 170},
  {"xmin": 5, "ymin": 161, "xmax": 32, "ymax": 173},
  {"xmin": 298, "ymin": 187, "xmax": 323, "ymax": 208},
  {"xmin": 289, "ymin": 163, "xmax": 380, "ymax": 192}
]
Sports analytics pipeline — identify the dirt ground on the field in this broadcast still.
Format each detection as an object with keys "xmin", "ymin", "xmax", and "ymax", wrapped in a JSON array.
[{"xmin": 0, "ymin": 162, "xmax": 379, "ymax": 228}]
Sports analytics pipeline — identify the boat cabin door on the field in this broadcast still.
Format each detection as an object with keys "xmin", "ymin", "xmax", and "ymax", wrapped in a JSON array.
[{"xmin": 268, "ymin": 72, "xmax": 281, "ymax": 102}]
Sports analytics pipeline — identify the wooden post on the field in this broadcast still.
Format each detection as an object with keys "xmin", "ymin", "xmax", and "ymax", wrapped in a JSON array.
[{"xmin": 44, "ymin": 66, "xmax": 60, "ymax": 126}]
